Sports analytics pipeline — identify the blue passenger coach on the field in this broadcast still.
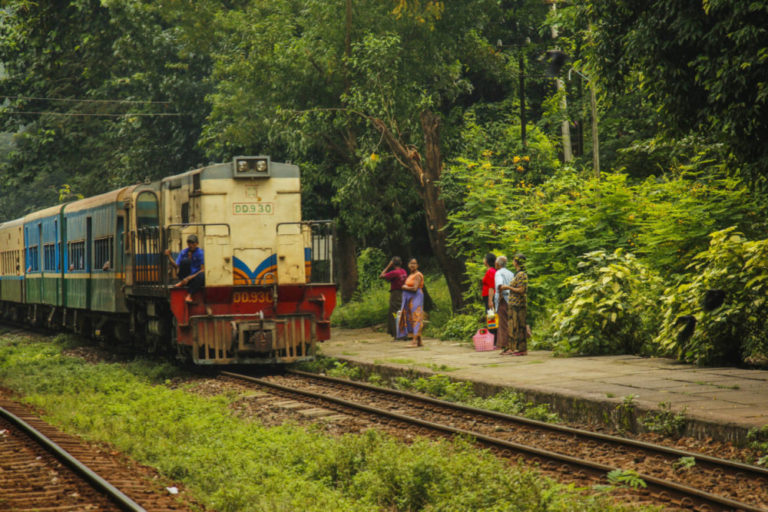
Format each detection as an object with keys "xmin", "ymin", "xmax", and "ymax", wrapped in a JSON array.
[
  {"xmin": 63, "ymin": 188, "xmax": 131, "ymax": 320},
  {"xmin": 23, "ymin": 205, "xmax": 65, "ymax": 322}
]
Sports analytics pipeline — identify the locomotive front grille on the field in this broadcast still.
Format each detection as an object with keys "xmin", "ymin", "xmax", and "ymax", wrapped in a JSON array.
[
  {"xmin": 190, "ymin": 315, "xmax": 314, "ymax": 364},
  {"xmin": 239, "ymin": 320, "xmax": 276, "ymax": 354}
]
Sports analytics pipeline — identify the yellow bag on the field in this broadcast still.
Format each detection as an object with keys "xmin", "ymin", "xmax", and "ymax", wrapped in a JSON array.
[{"xmin": 486, "ymin": 310, "xmax": 498, "ymax": 330}]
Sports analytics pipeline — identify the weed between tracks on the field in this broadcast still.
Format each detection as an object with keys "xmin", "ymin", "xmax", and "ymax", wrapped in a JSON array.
[
  {"xmin": 302, "ymin": 357, "xmax": 561, "ymax": 423},
  {"xmin": 0, "ymin": 333, "xmax": 660, "ymax": 511}
]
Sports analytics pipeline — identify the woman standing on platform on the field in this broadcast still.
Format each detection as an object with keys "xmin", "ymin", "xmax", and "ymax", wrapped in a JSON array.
[
  {"xmin": 397, "ymin": 258, "xmax": 425, "ymax": 347},
  {"xmin": 501, "ymin": 254, "xmax": 528, "ymax": 356},
  {"xmin": 380, "ymin": 256, "xmax": 407, "ymax": 340}
]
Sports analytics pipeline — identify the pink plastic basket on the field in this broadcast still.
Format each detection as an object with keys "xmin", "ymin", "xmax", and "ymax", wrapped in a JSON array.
[{"xmin": 472, "ymin": 328, "xmax": 495, "ymax": 352}]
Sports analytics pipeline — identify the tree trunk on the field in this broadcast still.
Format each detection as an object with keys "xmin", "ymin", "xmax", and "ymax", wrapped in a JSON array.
[
  {"xmin": 371, "ymin": 111, "xmax": 467, "ymax": 313},
  {"xmin": 336, "ymin": 227, "xmax": 358, "ymax": 304}
]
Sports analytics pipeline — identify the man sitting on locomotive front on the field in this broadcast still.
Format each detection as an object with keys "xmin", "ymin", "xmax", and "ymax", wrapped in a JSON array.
[{"xmin": 164, "ymin": 234, "xmax": 205, "ymax": 304}]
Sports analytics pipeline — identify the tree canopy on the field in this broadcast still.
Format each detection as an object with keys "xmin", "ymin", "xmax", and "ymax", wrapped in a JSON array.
[{"xmin": 1, "ymin": 0, "xmax": 767, "ymax": 347}]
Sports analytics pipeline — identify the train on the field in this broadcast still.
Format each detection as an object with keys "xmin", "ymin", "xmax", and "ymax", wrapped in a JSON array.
[{"xmin": 0, "ymin": 156, "xmax": 337, "ymax": 365}]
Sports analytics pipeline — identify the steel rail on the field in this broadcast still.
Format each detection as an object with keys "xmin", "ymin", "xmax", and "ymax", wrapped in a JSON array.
[
  {"xmin": 0, "ymin": 406, "xmax": 146, "ymax": 512},
  {"xmin": 225, "ymin": 370, "xmax": 768, "ymax": 512},
  {"xmin": 289, "ymin": 368, "xmax": 768, "ymax": 479}
]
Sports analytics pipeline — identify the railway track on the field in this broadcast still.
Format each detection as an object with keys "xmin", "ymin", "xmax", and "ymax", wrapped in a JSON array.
[
  {"xmin": 223, "ymin": 369, "xmax": 768, "ymax": 512},
  {"xmin": 0, "ymin": 401, "xmax": 198, "ymax": 512},
  {"xmin": 0, "ymin": 405, "xmax": 144, "ymax": 511}
]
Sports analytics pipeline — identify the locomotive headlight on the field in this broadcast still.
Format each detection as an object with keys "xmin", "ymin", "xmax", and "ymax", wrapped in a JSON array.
[{"xmin": 233, "ymin": 156, "xmax": 271, "ymax": 178}]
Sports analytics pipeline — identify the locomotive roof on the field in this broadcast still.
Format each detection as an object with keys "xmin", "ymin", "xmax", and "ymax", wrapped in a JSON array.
[
  {"xmin": 161, "ymin": 162, "xmax": 225, "ymax": 182},
  {"xmin": 160, "ymin": 160, "xmax": 300, "ymax": 182}
]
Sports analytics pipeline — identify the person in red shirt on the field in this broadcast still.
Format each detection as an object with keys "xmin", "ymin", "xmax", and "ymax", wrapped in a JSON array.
[
  {"xmin": 481, "ymin": 253, "xmax": 497, "ymax": 344},
  {"xmin": 380, "ymin": 256, "xmax": 408, "ymax": 340}
]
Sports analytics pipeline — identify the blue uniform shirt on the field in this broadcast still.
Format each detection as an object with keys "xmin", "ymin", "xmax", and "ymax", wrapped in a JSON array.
[{"xmin": 176, "ymin": 247, "xmax": 204, "ymax": 274}]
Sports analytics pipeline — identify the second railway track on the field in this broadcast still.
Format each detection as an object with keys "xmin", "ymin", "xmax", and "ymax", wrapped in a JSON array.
[{"xmin": 222, "ymin": 369, "xmax": 768, "ymax": 512}]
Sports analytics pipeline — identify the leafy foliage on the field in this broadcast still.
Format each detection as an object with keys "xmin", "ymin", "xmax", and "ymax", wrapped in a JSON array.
[
  {"xmin": 354, "ymin": 247, "xmax": 388, "ymax": 296},
  {"xmin": 437, "ymin": 313, "xmax": 481, "ymax": 342},
  {"xmin": 585, "ymin": 0, "xmax": 768, "ymax": 179},
  {"xmin": 606, "ymin": 469, "xmax": 647, "ymax": 489},
  {"xmin": 0, "ymin": 0, "xmax": 210, "ymax": 220},
  {"xmin": 548, "ymin": 249, "xmax": 662, "ymax": 356},
  {"xmin": 445, "ymin": 149, "xmax": 766, "ymax": 358},
  {"xmin": 656, "ymin": 228, "xmax": 768, "ymax": 365},
  {"xmin": 746, "ymin": 426, "xmax": 768, "ymax": 466},
  {"xmin": 331, "ymin": 285, "xmax": 390, "ymax": 329},
  {"xmin": 640, "ymin": 402, "xmax": 687, "ymax": 438}
]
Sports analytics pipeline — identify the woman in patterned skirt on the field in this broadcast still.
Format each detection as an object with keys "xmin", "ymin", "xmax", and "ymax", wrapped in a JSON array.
[
  {"xmin": 397, "ymin": 258, "xmax": 425, "ymax": 347},
  {"xmin": 501, "ymin": 254, "xmax": 528, "ymax": 356}
]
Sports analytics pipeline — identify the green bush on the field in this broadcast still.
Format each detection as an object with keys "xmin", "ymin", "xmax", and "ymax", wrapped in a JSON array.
[
  {"xmin": 548, "ymin": 249, "xmax": 662, "ymax": 356},
  {"xmin": 445, "ymin": 159, "xmax": 767, "ymax": 328},
  {"xmin": 656, "ymin": 228, "xmax": 768, "ymax": 365},
  {"xmin": 640, "ymin": 402, "xmax": 686, "ymax": 437},
  {"xmin": 746, "ymin": 426, "xmax": 768, "ymax": 466},
  {"xmin": 398, "ymin": 374, "xmax": 476, "ymax": 403},
  {"xmin": 470, "ymin": 390, "xmax": 560, "ymax": 423},
  {"xmin": 331, "ymin": 286, "xmax": 390, "ymax": 328},
  {"xmin": 355, "ymin": 247, "xmax": 388, "ymax": 296},
  {"xmin": 437, "ymin": 313, "xmax": 480, "ymax": 341}
]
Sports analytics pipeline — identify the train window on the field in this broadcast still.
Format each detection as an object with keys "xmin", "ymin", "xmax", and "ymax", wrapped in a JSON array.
[
  {"xmin": 181, "ymin": 202, "xmax": 189, "ymax": 224},
  {"xmin": 68, "ymin": 241, "xmax": 85, "ymax": 271},
  {"xmin": 27, "ymin": 245, "xmax": 39, "ymax": 272},
  {"xmin": 43, "ymin": 243, "xmax": 56, "ymax": 271},
  {"xmin": 94, "ymin": 237, "xmax": 114, "ymax": 271},
  {"xmin": 136, "ymin": 192, "xmax": 159, "ymax": 228}
]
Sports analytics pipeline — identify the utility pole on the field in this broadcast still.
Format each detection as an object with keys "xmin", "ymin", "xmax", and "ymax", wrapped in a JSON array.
[
  {"xmin": 590, "ymin": 81, "xmax": 599, "ymax": 175},
  {"xmin": 549, "ymin": 3, "xmax": 572, "ymax": 162},
  {"xmin": 519, "ymin": 53, "xmax": 527, "ymax": 147}
]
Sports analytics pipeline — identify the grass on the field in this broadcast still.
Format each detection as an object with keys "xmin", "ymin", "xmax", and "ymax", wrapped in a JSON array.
[
  {"xmin": 424, "ymin": 363, "xmax": 459, "ymax": 372},
  {"xmin": 694, "ymin": 381, "xmax": 740, "ymax": 390},
  {"xmin": 303, "ymin": 357, "xmax": 562, "ymax": 424},
  {"xmin": 375, "ymin": 358, "xmax": 416, "ymax": 365},
  {"xmin": 0, "ymin": 333, "xmax": 659, "ymax": 511}
]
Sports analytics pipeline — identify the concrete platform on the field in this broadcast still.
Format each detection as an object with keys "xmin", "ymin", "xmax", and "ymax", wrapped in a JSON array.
[{"xmin": 319, "ymin": 327, "xmax": 768, "ymax": 444}]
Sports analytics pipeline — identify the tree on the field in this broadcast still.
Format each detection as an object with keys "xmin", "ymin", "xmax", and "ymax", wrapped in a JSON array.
[
  {"xmin": 0, "ymin": 0, "xmax": 211, "ymax": 220},
  {"xmin": 585, "ymin": 0, "xmax": 768, "ymax": 179},
  {"xmin": 203, "ymin": 0, "xmax": 511, "ymax": 312}
]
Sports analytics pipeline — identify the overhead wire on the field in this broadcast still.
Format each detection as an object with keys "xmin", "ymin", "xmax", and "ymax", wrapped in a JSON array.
[
  {"xmin": 0, "ymin": 94, "xmax": 184, "ymax": 116},
  {"xmin": 0, "ymin": 110, "xmax": 187, "ymax": 117},
  {"xmin": 0, "ymin": 94, "xmax": 171, "ymax": 104}
]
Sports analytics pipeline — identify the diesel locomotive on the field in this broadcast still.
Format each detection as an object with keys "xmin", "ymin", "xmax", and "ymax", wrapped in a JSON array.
[{"xmin": 0, "ymin": 157, "xmax": 337, "ymax": 364}]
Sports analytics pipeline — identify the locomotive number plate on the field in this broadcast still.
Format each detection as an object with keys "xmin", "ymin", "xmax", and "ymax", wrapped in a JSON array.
[
  {"xmin": 233, "ymin": 291, "xmax": 272, "ymax": 303},
  {"xmin": 233, "ymin": 202, "xmax": 274, "ymax": 215}
]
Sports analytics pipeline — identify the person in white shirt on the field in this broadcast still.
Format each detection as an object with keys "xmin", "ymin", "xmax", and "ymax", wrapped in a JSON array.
[{"xmin": 490, "ymin": 255, "xmax": 514, "ymax": 354}]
